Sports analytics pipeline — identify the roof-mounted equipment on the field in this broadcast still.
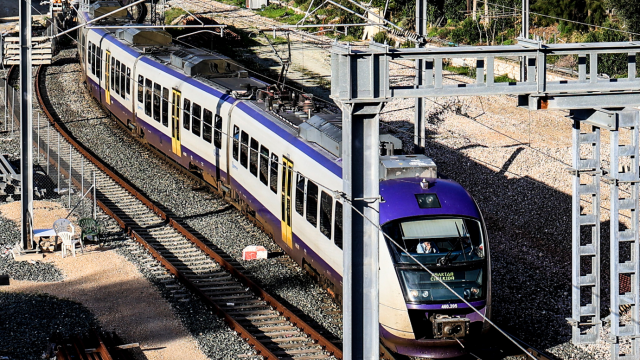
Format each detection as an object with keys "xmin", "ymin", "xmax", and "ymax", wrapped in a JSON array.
[
  {"xmin": 380, "ymin": 155, "xmax": 437, "ymax": 180},
  {"xmin": 89, "ymin": 1, "xmax": 128, "ymax": 19},
  {"xmin": 116, "ymin": 28, "xmax": 172, "ymax": 46}
]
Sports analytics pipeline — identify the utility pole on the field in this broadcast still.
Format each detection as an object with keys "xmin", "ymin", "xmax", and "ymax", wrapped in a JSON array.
[
  {"xmin": 520, "ymin": 0, "xmax": 529, "ymax": 81},
  {"xmin": 414, "ymin": 0, "xmax": 427, "ymax": 153},
  {"xmin": 20, "ymin": 0, "xmax": 34, "ymax": 250}
]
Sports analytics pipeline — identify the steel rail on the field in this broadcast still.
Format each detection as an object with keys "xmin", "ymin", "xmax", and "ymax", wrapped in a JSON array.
[{"xmin": 34, "ymin": 64, "xmax": 343, "ymax": 359}]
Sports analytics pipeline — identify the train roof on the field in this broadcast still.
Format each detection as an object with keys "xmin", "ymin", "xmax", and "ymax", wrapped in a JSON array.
[{"xmin": 379, "ymin": 178, "xmax": 481, "ymax": 224}]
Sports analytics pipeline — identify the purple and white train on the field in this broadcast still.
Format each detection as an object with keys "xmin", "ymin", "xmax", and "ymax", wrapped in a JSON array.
[{"xmin": 76, "ymin": 2, "xmax": 491, "ymax": 357}]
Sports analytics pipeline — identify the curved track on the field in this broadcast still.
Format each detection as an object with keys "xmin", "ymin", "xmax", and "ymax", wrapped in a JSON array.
[{"xmin": 34, "ymin": 63, "xmax": 343, "ymax": 360}]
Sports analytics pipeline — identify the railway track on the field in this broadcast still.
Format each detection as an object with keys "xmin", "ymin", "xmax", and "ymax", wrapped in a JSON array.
[{"xmin": 32, "ymin": 63, "xmax": 343, "ymax": 360}]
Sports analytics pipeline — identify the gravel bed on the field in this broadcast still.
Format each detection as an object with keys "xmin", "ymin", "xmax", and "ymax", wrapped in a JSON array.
[
  {"xmin": 0, "ymin": 292, "xmax": 99, "ymax": 360},
  {"xmin": 114, "ymin": 239, "xmax": 260, "ymax": 359},
  {"xmin": 44, "ymin": 48, "xmax": 342, "ymax": 352}
]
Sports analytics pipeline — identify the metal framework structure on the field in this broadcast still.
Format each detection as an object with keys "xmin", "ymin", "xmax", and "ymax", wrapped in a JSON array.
[
  {"xmin": 331, "ymin": 39, "xmax": 640, "ymax": 359},
  {"xmin": 20, "ymin": 0, "xmax": 34, "ymax": 251}
]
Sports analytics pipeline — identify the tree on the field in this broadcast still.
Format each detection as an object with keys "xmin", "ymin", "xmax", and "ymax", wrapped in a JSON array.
[{"xmin": 608, "ymin": 0, "xmax": 640, "ymax": 37}]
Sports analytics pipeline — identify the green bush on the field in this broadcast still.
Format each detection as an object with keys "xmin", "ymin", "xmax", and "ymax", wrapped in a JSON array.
[
  {"xmin": 448, "ymin": 18, "xmax": 480, "ymax": 45},
  {"xmin": 164, "ymin": 7, "xmax": 187, "ymax": 24}
]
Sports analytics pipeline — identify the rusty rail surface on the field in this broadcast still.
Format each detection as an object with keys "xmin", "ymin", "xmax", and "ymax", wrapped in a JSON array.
[{"xmin": 34, "ymin": 64, "xmax": 343, "ymax": 359}]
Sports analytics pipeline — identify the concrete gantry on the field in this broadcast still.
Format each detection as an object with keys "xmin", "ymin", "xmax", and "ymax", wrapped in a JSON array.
[{"xmin": 331, "ymin": 39, "xmax": 640, "ymax": 359}]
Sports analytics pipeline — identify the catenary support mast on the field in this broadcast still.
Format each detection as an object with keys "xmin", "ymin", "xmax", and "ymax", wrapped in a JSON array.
[
  {"xmin": 331, "ymin": 39, "xmax": 640, "ymax": 360},
  {"xmin": 20, "ymin": 0, "xmax": 34, "ymax": 250}
]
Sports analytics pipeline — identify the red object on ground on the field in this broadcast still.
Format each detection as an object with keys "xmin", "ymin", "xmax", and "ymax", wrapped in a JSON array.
[{"xmin": 242, "ymin": 246, "xmax": 268, "ymax": 260}]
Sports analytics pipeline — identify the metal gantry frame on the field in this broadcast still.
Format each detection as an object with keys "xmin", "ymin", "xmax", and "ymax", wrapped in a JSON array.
[{"xmin": 331, "ymin": 39, "xmax": 640, "ymax": 359}]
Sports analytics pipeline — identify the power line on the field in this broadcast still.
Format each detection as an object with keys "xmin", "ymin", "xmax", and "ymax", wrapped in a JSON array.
[{"xmin": 480, "ymin": 0, "xmax": 640, "ymax": 38}]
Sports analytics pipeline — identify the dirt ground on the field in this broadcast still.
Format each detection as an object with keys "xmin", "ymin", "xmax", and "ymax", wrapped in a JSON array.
[{"xmin": 0, "ymin": 201, "xmax": 209, "ymax": 360}]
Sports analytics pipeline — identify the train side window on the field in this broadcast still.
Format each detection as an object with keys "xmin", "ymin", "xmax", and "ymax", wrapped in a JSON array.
[
  {"xmin": 306, "ymin": 181, "xmax": 318, "ymax": 226},
  {"xmin": 192, "ymin": 103, "xmax": 202, "ymax": 137},
  {"xmin": 214, "ymin": 115, "xmax": 222, "ymax": 149},
  {"xmin": 240, "ymin": 131, "xmax": 249, "ymax": 168},
  {"xmin": 183, "ymin": 99, "xmax": 191, "ymax": 130},
  {"xmin": 295, "ymin": 174, "xmax": 305, "ymax": 216},
  {"xmin": 110, "ymin": 57, "xmax": 115, "ymax": 91},
  {"xmin": 153, "ymin": 83, "xmax": 161, "ymax": 122},
  {"xmin": 259, "ymin": 145, "xmax": 269, "ymax": 185},
  {"xmin": 87, "ymin": 42, "xmax": 92, "ymax": 72},
  {"xmin": 334, "ymin": 201, "xmax": 343, "ymax": 249},
  {"xmin": 162, "ymin": 87, "xmax": 169, "ymax": 127},
  {"xmin": 137, "ymin": 76, "xmax": 144, "ymax": 103},
  {"xmin": 320, "ymin": 191, "xmax": 333, "ymax": 239},
  {"xmin": 269, "ymin": 154, "xmax": 278, "ymax": 193},
  {"xmin": 91, "ymin": 43, "xmax": 96, "ymax": 75},
  {"xmin": 249, "ymin": 138, "xmax": 259, "ymax": 177},
  {"xmin": 144, "ymin": 79, "xmax": 152, "ymax": 116},
  {"xmin": 96, "ymin": 48, "xmax": 101, "ymax": 79},
  {"xmin": 120, "ymin": 63, "xmax": 126, "ymax": 96},
  {"xmin": 115, "ymin": 60, "xmax": 121, "ymax": 95},
  {"xmin": 87, "ymin": 41, "xmax": 92, "ymax": 67},
  {"xmin": 126, "ymin": 67, "xmax": 131, "ymax": 95},
  {"xmin": 202, "ymin": 109, "xmax": 213, "ymax": 143},
  {"xmin": 233, "ymin": 126, "xmax": 240, "ymax": 160}
]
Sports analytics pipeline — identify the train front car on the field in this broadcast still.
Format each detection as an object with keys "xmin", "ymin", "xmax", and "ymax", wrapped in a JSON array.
[{"xmin": 378, "ymin": 156, "xmax": 491, "ymax": 359}]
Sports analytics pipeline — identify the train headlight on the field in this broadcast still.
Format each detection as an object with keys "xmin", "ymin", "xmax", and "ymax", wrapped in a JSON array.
[
  {"xmin": 422, "ymin": 290, "xmax": 429, "ymax": 298},
  {"xmin": 410, "ymin": 290, "xmax": 419, "ymax": 298}
]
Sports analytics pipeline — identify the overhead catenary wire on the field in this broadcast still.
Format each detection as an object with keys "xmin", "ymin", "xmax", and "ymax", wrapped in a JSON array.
[{"xmin": 479, "ymin": 0, "xmax": 640, "ymax": 38}]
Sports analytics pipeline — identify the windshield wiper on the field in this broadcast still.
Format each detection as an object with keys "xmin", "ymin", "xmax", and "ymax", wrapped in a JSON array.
[{"xmin": 437, "ymin": 223, "xmax": 468, "ymax": 266}]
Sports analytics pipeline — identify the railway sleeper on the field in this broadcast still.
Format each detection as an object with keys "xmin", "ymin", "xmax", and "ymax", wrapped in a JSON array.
[
  {"xmin": 268, "ymin": 342, "xmax": 318, "ymax": 350},
  {"xmin": 207, "ymin": 293, "xmax": 256, "ymax": 301},
  {"xmin": 227, "ymin": 309, "xmax": 274, "ymax": 316},
  {"xmin": 241, "ymin": 314, "xmax": 284, "ymax": 321},
  {"xmin": 199, "ymin": 284, "xmax": 245, "ymax": 291},
  {"xmin": 273, "ymin": 348, "xmax": 325, "ymax": 356},
  {"xmin": 256, "ymin": 325, "xmax": 297, "ymax": 332},
  {"xmin": 205, "ymin": 289, "xmax": 255, "ymax": 297},
  {"xmin": 255, "ymin": 330, "xmax": 302, "ymax": 338},
  {"xmin": 221, "ymin": 303, "xmax": 269, "ymax": 311},
  {"xmin": 241, "ymin": 319, "xmax": 288, "ymax": 326},
  {"xmin": 186, "ymin": 272, "xmax": 230, "ymax": 279}
]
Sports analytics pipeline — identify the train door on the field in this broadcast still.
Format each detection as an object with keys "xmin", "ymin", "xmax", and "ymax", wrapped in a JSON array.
[
  {"xmin": 105, "ymin": 50, "xmax": 111, "ymax": 105},
  {"xmin": 281, "ymin": 157, "xmax": 293, "ymax": 248},
  {"xmin": 171, "ymin": 89, "xmax": 181, "ymax": 156}
]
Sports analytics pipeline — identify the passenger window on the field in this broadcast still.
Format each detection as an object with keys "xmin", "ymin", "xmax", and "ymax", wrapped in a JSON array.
[
  {"xmin": 87, "ymin": 41, "xmax": 92, "ymax": 66},
  {"xmin": 233, "ymin": 126, "xmax": 239, "ymax": 161},
  {"xmin": 214, "ymin": 115, "xmax": 222, "ymax": 149},
  {"xmin": 306, "ymin": 181, "xmax": 318, "ymax": 226},
  {"xmin": 110, "ymin": 57, "xmax": 115, "ymax": 91},
  {"xmin": 259, "ymin": 145, "xmax": 269, "ymax": 185},
  {"xmin": 115, "ymin": 60, "xmax": 121, "ymax": 95},
  {"xmin": 202, "ymin": 109, "xmax": 213, "ymax": 143},
  {"xmin": 334, "ymin": 202, "xmax": 343, "ymax": 249},
  {"xmin": 162, "ymin": 87, "xmax": 169, "ymax": 127},
  {"xmin": 295, "ymin": 175, "xmax": 305, "ymax": 216},
  {"xmin": 240, "ymin": 131, "xmax": 249, "ymax": 168},
  {"xmin": 249, "ymin": 138, "xmax": 259, "ymax": 177},
  {"xmin": 320, "ymin": 191, "xmax": 333, "ymax": 239},
  {"xmin": 153, "ymin": 83, "xmax": 161, "ymax": 122},
  {"xmin": 91, "ymin": 43, "xmax": 96, "ymax": 75},
  {"xmin": 192, "ymin": 103, "xmax": 201, "ymax": 137},
  {"xmin": 96, "ymin": 48, "xmax": 101, "ymax": 79},
  {"xmin": 126, "ymin": 67, "xmax": 131, "ymax": 95},
  {"xmin": 144, "ymin": 79, "xmax": 152, "ymax": 116},
  {"xmin": 269, "ymin": 154, "xmax": 278, "ymax": 193},
  {"xmin": 137, "ymin": 75, "xmax": 144, "ymax": 103},
  {"xmin": 120, "ymin": 62, "xmax": 126, "ymax": 96},
  {"xmin": 183, "ymin": 99, "xmax": 191, "ymax": 130}
]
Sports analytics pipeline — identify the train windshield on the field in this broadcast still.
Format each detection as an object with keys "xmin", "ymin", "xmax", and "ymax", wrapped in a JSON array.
[
  {"xmin": 382, "ymin": 216, "xmax": 488, "ymax": 303},
  {"xmin": 382, "ymin": 217, "xmax": 486, "ymax": 265}
]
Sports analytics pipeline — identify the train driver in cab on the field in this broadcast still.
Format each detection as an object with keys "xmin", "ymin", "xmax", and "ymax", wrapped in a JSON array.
[{"xmin": 417, "ymin": 239, "xmax": 438, "ymax": 254}]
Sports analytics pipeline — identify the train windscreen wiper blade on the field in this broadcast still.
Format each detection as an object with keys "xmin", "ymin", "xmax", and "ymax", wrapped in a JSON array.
[{"xmin": 437, "ymin": 223, "xmax": 467, "ymax": 266}]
